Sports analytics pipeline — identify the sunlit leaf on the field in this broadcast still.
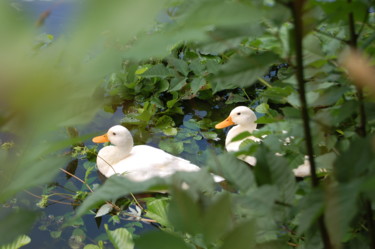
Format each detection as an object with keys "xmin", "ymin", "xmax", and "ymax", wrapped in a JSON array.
[
  {"xmin": 0, "ymin": 235, "xmax": 31, "ymax": 249},
  {"xmin": 95, "ymin": 203, "xmax": 113, "ymax": 218}
]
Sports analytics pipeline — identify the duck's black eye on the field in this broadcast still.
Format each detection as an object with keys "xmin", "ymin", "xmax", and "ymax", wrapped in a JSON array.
[
  {"xmin": 237, "ymin": 112, "xmax": 241, "ymax": 115},
  {"xmin": 112, "ymin": 132, "xmax": 116, "ymax": 135}
]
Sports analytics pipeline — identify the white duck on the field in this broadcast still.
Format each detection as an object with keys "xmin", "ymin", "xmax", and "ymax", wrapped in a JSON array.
[
  {"xmin": 92, "ymin": 125, "xmax": 223, "ymax": 182},
  {"xmin": 215, "ymin": 106, "xmax": 260, "ymax": 165},
  {"xmin": 215, "ymin": 106, "xmax": 314, "ymax": 177}
]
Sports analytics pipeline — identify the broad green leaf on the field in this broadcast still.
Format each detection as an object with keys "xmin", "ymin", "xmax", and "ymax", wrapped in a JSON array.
[
  {"xmin": 208, "ymin": 153, "xmax": 256, "ymax": 194},
  {"xmin": 135, "ymin": 230, "xmax": 190, "ymax": 249},
  {"xmin": 0, "ymin": 235, "xmax": 30, "ymax": 249},
  {"xmin": 219, "ymin": 220, "xmax": 256, "ymax": 249},
  {"xmin": 255, "ymin": 103, "xmax": 270, "ymax": 114},
  {"xmin": 83, "ymin": 245, "xmax": 101, "ymax": 249},
  {"xmin": 254, "ymin": 146, "xmax": 296, "ymax": 204},
  {"xmin": 335, "ymin": 137, "xmax": 375, "ymax": 183},
  {"xmin": 0, "ymin": 210, "xmax": 38, "ymax": 245},
  {"xmin": 145, "ymin": 198, "xmax": 170, "ymax": 227},
  {"xmin": 296, "ymin": 188, "xmax": 324, "ymax": 234},
  {"xmin": 213, "ymin": 52, "xmax": 280, "ymax": 92},
  {"xmin": 324, "ymin": 181, "xmax": 361, "ymax": 247},
  {"xmin": 202, "ymin": 193, "xmax": 232, "ymax": 244},
  {"xmin": 168, "ymin": 57, "xmax": 189, "ymax": 76},
  {"xmin": 169, "ymin": 77, "xmax": 187, "ymax": 92},
  {"xmin": 141, "ymin": 64, "xmax": 173, "ymax": 78},
  {"xmin": 105, "ymin": 224, "xmax": 134, "ymax": 249},
  {"xmin": 231, "ymin": 131, "xmax": 253, "ymax": 142},
  {"xmin": 168, "ymin": 187, "xmax": 203, "ymax": 235},
  {"xmin": 158, "ymin": 140, "xmax": 184, "ymax": 155},
  {"xmin": 190, "ymin": 78, "xmax": 206, "ymax": 94}
]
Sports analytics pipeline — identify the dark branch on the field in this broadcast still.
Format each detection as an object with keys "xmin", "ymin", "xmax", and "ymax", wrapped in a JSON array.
[{"xmin": 290, "ymin": 1, "xmax": 332, "ymax": 248}]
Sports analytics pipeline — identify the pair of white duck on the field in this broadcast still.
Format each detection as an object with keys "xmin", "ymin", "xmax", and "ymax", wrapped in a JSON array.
[{"xmin": 93, "ymin": 106, "xmax": 310, "ymax": 182}]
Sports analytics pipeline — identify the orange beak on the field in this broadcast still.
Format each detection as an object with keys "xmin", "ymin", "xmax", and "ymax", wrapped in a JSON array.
[
  {"xmin": 92, "ymin": 133, "xmax": 110, "ymax": 143},
  {"xmin": 215, "ymin": 116, "xmax": 235, "ymax": 129}
]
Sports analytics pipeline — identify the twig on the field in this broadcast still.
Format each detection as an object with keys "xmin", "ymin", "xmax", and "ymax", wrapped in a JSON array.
[
  {"xmin": 97, "ymin": 155, "xmax": 143, "ymax": 210},
  {"xmin": 347, "ymin": 1, "xmax": 374, "ymax": 248},
  {"xmin": 24, "ymin": 190, "xmax": 80, "ymax": 206},
  {"xmin": 289, "ymin": 1, "xmax": 332, "ymax": 248},
  {"xmin": 241, "ymin": 88, "xmax": 252, "ymax": 102},
  {"xmin": 59, "ymin": 168, "xmax": 94, "ymax": 193},
  {"xmin": 257, "ymin": 77, "xmax": 273, "ymax": 88},
  {"xmin": 119, "ymin": 215, "xmax": 157, "ymax": 224}
]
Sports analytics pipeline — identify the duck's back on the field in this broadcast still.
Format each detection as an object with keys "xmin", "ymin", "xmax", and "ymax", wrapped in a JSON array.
[{"xmin": 112, "ymin": 145, "xmax": 200, "ymax": 181}]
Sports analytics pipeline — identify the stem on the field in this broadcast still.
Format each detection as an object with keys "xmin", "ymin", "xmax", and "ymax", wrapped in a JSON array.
[
  {"xmin": 347, "ymin": 2, "xmax": 374, "ymax": 248},
  {"xmin": 289, "ymin": 1, "xmax": 332, "ymax": 248},
  {"xmin": 257, "ymin": 77, "xmax": 273, "ymax": 88},
  {"xmin": 60, "ymin": 168, "xmax": 94, "ymax": 193}
]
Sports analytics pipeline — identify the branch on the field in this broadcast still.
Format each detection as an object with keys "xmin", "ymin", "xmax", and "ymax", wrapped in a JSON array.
[{"xmin": 289, "ymin": 1, "xmax": 332, "ymax": 248}]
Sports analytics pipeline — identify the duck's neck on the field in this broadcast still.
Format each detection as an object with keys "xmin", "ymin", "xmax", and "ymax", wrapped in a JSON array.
[{"xmin": 226, "ymin": 123, "xmax": 257, "ymax": 145}]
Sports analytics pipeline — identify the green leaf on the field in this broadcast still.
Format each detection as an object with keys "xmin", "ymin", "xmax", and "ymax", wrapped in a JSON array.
[
  {"xmin": 231, "ymin": 131, "xmax": 253, "ymax": 142},
  {"xmin": 83, "ymin": 245, "xmax": 101, "ymax": 249},
  {"xmin": 335, "ymin": 137, "xmax": 375, "ymax": 183},
  {"xmin": 296, "ymin": 188, "xmax": 324, "ymax": 234},
  {"xmin": 169, "ymin": 77, "xmax": 187, "ymax": 92},
  {"xmin": 219, "ymin": 220, "xmax": 256, "ymax": 249},
  {"xmin": 135, "ymin": 230, "xmax": 190, "ymax": 249},
  {"xmin": 208, "ymin": 153, "xmax": 256, "ymax": 194},
  {"xmin": 324, "ymin": 181, "xmax": 361, "ymax": 247},
  {"xmin": 168, "ymin": 57, "xmax": 189, "ymax": 76},
  {"xmin": 213, "ymin": 52, "xmax": 280, "ymax": 92},
  {"xmin": 0, "ymin": 210, "xmax": 38, "ymax": 245},
  {"xmin": 168, "ymin": 187, "xmax": 203, "ymax": 235},
  {"xmin": 255, "ymin": 103, "xmax": 269, "ymax": 114},
  {"xmin": 190, "ymin": 77, "xmax": 206, "ymax": 94},
  {"xmin": 105, "ymin": 224, "xmax": 134, "ymax": 249},
  {"xmin": 202, "ymin": 193, "xmax": 232, "ymax": 244},
  {"xmin": 145, "ymin": 198, "xmax": 170, "ymax": 227},
  {"xmin": 141, "ymin": 64, "xmax": 173, "ymax": 78},
  {"xmin": 254, "ymin": 146, "xmax": 296, "ymax": 204},
  {"xmin": 0, "ymin": 235, "xmax": 31, "ymax": 249},
  {"xmin": 72, "ymin": 176, "xmax": 168, "ymax": 220},
  {"xmin": 158, "ymin": 140, "xmax": 184, "ymax": 155}
]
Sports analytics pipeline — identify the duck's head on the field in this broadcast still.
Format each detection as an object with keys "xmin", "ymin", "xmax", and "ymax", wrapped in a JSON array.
[
  {"xmin": 92, "ymin": 125, "xmax": 133, "ymax": 147},
  {"xmin": 215, "ymin": 106, "xmax": 257, "ymax": 129}
]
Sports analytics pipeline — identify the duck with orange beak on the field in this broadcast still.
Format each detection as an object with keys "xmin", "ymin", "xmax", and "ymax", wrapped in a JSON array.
[
  {"xmin": 215, "ymin": 106, "xmax": 260, "ymax": 165},
  {"xmin": 92, "ymin": 125, "xmax": 224, "ymax": 182}
]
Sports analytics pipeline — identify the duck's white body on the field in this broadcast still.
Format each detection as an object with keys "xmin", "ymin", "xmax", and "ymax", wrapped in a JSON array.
[
  {"xmin": 216, "ymin": 106, "xmax": 314, "ymax": 177},
  {"xmin": 216, "ymin": 106, "xmax": 260, "ymax": 165},
  {"xmin": 93, "ymin": 125, "xmax": 223, "ymax": 182}
]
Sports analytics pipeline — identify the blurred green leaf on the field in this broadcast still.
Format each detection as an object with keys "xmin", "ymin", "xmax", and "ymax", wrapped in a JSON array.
[
  {"xmin": 219, "ymin": 220, "xmax": 256, "ymax": 249},
  {"xmin": 0, "ymin": 210, "xmax": 38, "ymax": 245},
  {"xmin": 105, "ymin": 224, "xmax": 134, "ymax": 249},
  {"xmin": 141, "ymin": 64, "xmax": 173, "ymax": 78},
  {"xmin": 208, "ymin": 153, "xmax": 256, "ymax": 194},
  {"xmin": 72, "ymin": 176, "xmax": 168, "ymax": 220},
  {"xmin": 135, "ymin": 230, "xmax": 190, "ymax": 249},
  {"xmin": 145, "ymin": 198, "xmax": 170, "ymax": 227},
  {"xmin": 213, "ymin": 52, "xmax": 280, "ymax": 92},
  {"xmin": 0, "ymin": 235, "xmax": 31, "ymax": 249}
]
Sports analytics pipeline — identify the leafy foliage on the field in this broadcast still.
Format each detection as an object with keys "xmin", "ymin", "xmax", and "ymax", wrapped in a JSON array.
[{"xmin": 1, "ymin": 0, "xmax": 375, "ymax": 248}]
